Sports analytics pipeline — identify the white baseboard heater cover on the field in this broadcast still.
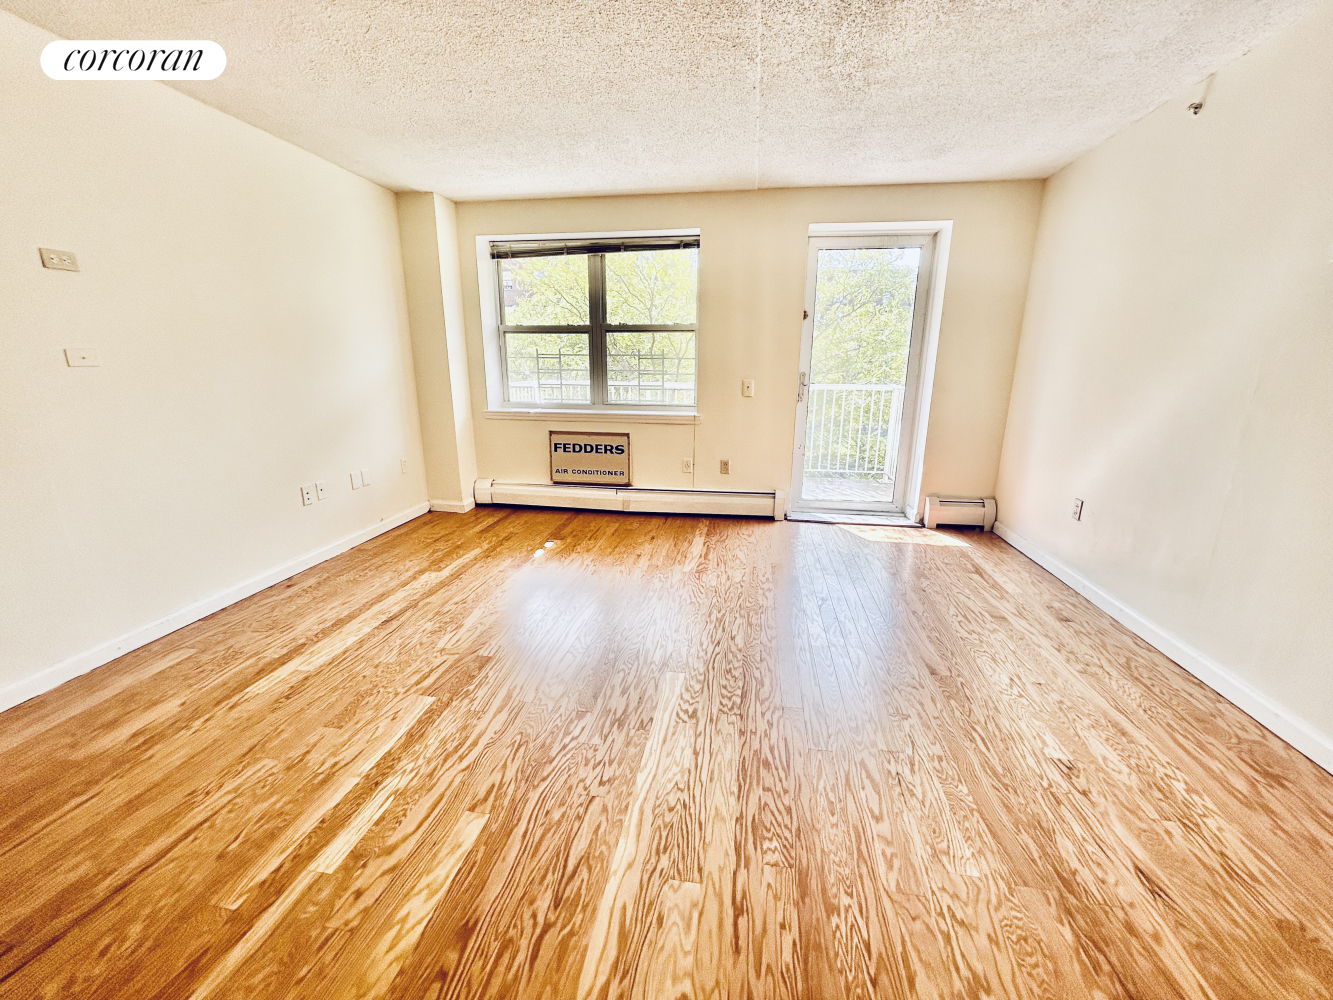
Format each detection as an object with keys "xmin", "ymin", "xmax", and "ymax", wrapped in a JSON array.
[
  {"xmin": 924, "ymin": 495, "xmax": 996, "ymax": 530},
  {"xmin": 474, "ymin": 480, "xmax": 786, "ymax": 520}
]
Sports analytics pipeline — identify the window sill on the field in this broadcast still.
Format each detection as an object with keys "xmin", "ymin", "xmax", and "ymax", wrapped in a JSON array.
[{"xmin": 485, "ymin": 408, "xmax": 700, "ymax": 425}]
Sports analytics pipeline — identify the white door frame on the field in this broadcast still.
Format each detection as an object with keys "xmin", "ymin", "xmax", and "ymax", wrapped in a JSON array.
[{"xmin": 787, "ymin": 221, "xmax": 953, "ymax": 522}]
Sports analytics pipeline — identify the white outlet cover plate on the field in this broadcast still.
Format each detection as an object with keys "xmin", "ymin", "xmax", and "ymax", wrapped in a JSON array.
[
  {"xmin": 40, "ymin": 248, "xmax": 79, "ymax": 271},
  {"xmin": 64, "ymin": 348, "xmax": 100, "ymax": 367}
]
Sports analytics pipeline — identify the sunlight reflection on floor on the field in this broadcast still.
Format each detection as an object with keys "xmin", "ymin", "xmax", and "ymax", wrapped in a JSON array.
[{"xmin": 837, "ymin": 524, "xmax": 972, "ymax": 547}]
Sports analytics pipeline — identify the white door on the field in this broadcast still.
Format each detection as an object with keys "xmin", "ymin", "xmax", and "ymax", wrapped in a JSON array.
[{"xmin": 789, "ymin": 234, "xmax": 937, "ymax": 517}]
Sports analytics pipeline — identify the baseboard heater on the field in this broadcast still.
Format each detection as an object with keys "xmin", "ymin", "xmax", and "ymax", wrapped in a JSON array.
[
  {"xmin": 924, "ymin": 495, "xmax": 997, "ymax": 530},
  {"xmin": 474, "ymin": 479, "xmax": 786, "ymax": 520}
]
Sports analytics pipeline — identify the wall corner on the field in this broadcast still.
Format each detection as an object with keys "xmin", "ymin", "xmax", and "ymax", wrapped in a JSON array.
[{"xmin": 397, "ymin": 191, "xmax": 477, "ymax": 507}]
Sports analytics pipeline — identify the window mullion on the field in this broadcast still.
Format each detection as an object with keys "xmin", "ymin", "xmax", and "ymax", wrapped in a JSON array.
[{"xmin": 589, "ymin": 253, "xmax": 608, "ymax": 406}]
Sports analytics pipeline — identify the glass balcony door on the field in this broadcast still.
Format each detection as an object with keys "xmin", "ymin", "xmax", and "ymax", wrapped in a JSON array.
[{"xmin": 790, "ymin": 235, "xmax": 936, "ymax": 515}]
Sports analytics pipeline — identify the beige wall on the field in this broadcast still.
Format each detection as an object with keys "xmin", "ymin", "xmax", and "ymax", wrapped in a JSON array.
[
  {"xmin": 997, "ymin": 0, "xmax": 1333, "ymax": 754},
  {"xmin": 0, "ymin": 10, "xmax": 427, "ymax": 699},
  {"xmin": 454, "ymin": 183, "xmax": 1044, "ymax": 503}
]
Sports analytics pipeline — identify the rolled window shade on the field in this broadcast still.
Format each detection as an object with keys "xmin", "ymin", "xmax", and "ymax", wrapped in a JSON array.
[{"xmin": 490, "ymin": 235, "xmax": 699, "ymax": 259}]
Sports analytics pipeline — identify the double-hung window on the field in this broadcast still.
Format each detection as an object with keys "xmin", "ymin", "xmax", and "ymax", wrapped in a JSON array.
[{"xmin": 492, "ymin": 234, "xmax": 699, "ymax": 409}]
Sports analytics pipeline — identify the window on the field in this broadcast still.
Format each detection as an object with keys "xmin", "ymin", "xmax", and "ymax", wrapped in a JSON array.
[{"xmin": 492, "ymin": 235, "xmax": 699, "ymax": 409}]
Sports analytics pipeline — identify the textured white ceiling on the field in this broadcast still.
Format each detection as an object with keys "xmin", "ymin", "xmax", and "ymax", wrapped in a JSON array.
[{"xmin": 5, "ymin": 0, "xmax": 1316, "ymax": 199}]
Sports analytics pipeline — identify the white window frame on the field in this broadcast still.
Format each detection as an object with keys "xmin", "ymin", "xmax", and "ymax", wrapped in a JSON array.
[{"xmin": 477, "ymin": 229, "xmax": 701, "ymax": 419}]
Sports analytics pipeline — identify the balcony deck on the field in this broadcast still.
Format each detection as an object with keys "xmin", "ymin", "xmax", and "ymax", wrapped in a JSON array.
[{"xmin": 800, "ymin": 476, "xmax": 896, "ymax": 505}]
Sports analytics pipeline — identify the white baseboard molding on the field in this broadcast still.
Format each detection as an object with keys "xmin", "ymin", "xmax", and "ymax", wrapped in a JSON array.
[
  {"xmin": 994, "ymin": 522, "xmax": 1333, "ymax": 775},
  {"xmin": 430, "ymin": 498, "xmax": 476, "ymax": 513},
  {"xmin": 474, "ymin": 479, "xmax": 784, "ymax": 519},
  {"xmin": 0, "ymin": 502, "xmax": 431, "ymax": 715}
]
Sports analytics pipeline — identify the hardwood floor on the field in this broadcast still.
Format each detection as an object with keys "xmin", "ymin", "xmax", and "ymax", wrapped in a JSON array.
[{"xmin": 2, "ymin": 508, "xmax": 1332, "ymax": 999}]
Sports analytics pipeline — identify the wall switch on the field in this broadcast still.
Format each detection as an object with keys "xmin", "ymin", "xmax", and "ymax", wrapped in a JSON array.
[
  {"xmin": 300, "ymin": 484, "xmax": 315, "ymax": 506},
  {"xmin": 39, "ymin": 248, "xmax": 79, "ymax": 271},
  {"xmin": 350, "ymin": 472, "xmax": 361, "ymax": 490},
  {"xmin": 682, "ymin": 458, "xmax": 693, "ymax": 474},
  {"xmin": 360, "ymin": 468, "xmax": 371, "ymax": 487},
  {"xmin": 1072, "ymin": 498, "xmax": 1084, "ymax": 521},
  {"xmin": 64, "ymin": 348, "xmax": 100, "ymax": 367},
  {"xmin": 315, "ymin": 481, "xmax": 327, "ymax": 501},
  {"xmin": 400, "ymin": 458, "xmax": 408, "ymax": 475},
  {"xmin": 720, "ymin": 459, "xmax": 730, "ymax": 474},
  {"xmin": 741, "ymin": 379, "xmax": 755, "ymax": 397}
]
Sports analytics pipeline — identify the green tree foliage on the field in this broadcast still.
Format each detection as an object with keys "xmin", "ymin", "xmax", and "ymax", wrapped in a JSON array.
[
  {"xmin": 605, "ymin": 249, "xmax": 698, "ymax": 365},
  {"xmin": 502, "ymin": 255, "xmax": 589, "ymax": 326},
  {"xmin": 605, "ymin": 249, "xmax": 697, "ymax": 325},
  {"xmin": 810, "ymin": 248, "xmax": 919, "ymax": 386},
  {"xmin": 501, "ymin": 250, "xmax": 699, "ymax": 403},
  {"xmin": 502, "ymin": 250, "xmax": 697, "ymax": 357},
  {"xmin": 502, "ymin": 257, "xmax": 592, "ymax": 397}
]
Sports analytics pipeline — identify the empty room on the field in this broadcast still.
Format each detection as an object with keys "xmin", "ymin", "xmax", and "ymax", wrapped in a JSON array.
[{"xmin": 3, "ymin": 1, "xmax": 1332, "ymax": 997}]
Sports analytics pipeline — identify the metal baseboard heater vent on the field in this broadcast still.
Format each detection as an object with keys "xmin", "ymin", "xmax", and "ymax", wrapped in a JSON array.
[
  {"xmin": 474, "ymin": 480, "xmax": 787, "ymax": 520},
  {"xmin": 924, "ymin": 495, "xmax": 997, "ymax": 530}
]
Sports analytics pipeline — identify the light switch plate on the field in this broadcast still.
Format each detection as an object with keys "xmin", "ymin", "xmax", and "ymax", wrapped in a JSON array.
[
  {"xmin": 360, "ymin": 468, "xmax": 371, "ymax": 487},
  {"xmin": 300, "ymin": 484, "xmax": 315, "ymax": 506},
  {"xmin": 40, "ymin": 248, "xmax": 79, "ymax": 271},
  {"xmin": 741, "ymin": 379, "xmax": 755, "ymax": 397},
  {"xmin": 315, "ymin": 481, "xmax": 327, "ymax": 501},
  {"xmin": 64, "ymin": 348, "xmax": 100, "ymax": 367},
  {"xmin": 1072, "ymin": 498, "xmax": 1084, "ymax": 521},
  {"xmin": 350, "ymin": 472, "xmax": 361, "ymax": 490}
]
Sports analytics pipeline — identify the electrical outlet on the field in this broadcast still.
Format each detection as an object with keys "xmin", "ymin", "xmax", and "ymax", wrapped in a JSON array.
[
  {"xmin": 300, "ymin": 484, "xmax": 315, "ymax": 506},
  {"xmin": 315, "ymin": 481, "xmax": 327, "ymax": 501},
  {"xmin": 360, "ymin": 468, "xmax": 371, "ymax": 487},
  {"xmin": 1072, "ymin": 498, "xmax": 1084, "ymax": 521},
  {"xmin": 350, "ymin": 472, "xmax": 361, "ymax": 490},
  {"xmin": 682, "ymin": 458, "xmax": 693, "ymax": 474},
  {"xmin": 39, "ymin": 248, "xmax": 78, "ymax": 271},
  {"xmin": 741, "ymin": 379, "xmax": 755, "ymax": 397},
  {"xmin": 63, "ymin": 348, "xmax": 100, "ymax": 367},
  {"xmin": 400, "ymin": 458, "xmax": 408, "ymax": 475},
  {"xmin": 720, "ymin": 459, "xmax": 730, "ymax": 475}
]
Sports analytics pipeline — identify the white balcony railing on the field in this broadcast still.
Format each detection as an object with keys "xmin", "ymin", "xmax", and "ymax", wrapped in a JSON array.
[
  {"xmin": 508, "ymin": 350, "xmax": 696, "ymax": 406},
  {"xmin": 804, "ymin": 383, "xmax": 904, "ymax": 481}
]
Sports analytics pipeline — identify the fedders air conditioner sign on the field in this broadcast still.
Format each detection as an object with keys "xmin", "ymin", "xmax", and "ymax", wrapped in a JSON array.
[{"xmin": 550, "ymin": 431, "xmax": 630, "ymax": 486}]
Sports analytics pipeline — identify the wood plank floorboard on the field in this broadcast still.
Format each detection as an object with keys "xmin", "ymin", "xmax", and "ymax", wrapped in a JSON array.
[{"xmin": 2, "ymin": 509, "xmax": 1332, "ymax": 998}]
